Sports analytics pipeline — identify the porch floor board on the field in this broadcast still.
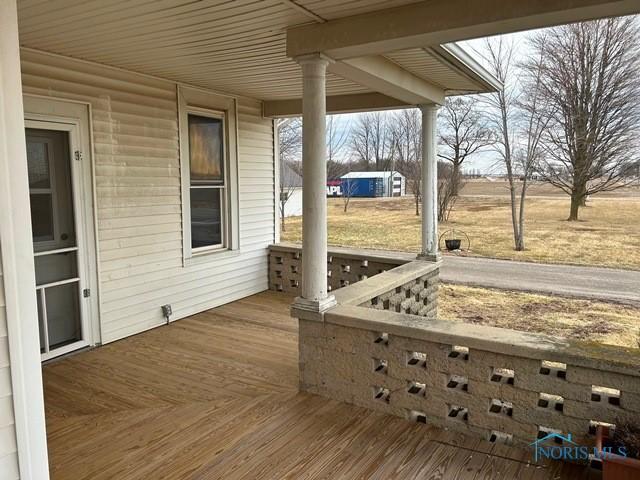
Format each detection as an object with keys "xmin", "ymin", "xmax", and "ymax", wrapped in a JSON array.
[{"xmin": 43, "ymin": 291, "xmax": 598, "ymax": 480}]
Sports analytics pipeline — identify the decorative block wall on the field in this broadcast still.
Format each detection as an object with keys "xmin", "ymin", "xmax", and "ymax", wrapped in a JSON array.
[
  {"xmin": 268, "ymin": 243, "xmax": 409, "ymax": 294},
  {"xmin": 300, "ymin": 308, "xmax": 640, "ymax": 452},
  {"xmin": 362, "ymin": 270, "xmax": 438, "ymax": 320}
]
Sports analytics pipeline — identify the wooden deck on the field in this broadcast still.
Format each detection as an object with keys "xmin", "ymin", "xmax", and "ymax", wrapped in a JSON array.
[{"xmin": 43, "ymin": 291, "xmax": 599, "ymax": 480}]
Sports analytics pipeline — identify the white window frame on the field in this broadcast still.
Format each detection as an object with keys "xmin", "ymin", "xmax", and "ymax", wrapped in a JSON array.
[
  {"xmin": 186, "ymin": 108, "xmax": 227, "ymax": 253},
  {"xmin": 178, "ymin": 86, "xmax": 240, "ymax": 262}
]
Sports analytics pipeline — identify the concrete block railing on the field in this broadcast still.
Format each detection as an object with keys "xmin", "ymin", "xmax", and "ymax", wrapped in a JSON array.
[
  {"xmin": 270, "ymin": 243, "xmax": 640, "ymax": 452},
  {"xmin": 269, "ymin": 243, "xmax": 438, "ymax": 319},
  {"xmin": 268, "ymin": 242, "xmax": 415, "ymax": 295},
  {"xmin": 300, "ymin": 299, "xmax": 640, "ymax": 449}
]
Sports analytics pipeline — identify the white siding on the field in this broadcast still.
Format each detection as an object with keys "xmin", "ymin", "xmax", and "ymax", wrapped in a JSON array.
[
  {"xmin": 0, "ymin": 250, "xmax": 19, "ymax": 480},
  {"xmin": 21, "ymin": 49, "xmax": 276, "ymax": 343}
]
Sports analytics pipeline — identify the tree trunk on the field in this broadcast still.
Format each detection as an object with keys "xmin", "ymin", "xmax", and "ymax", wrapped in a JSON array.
[
  {"xmin": 415, "ymin": 193, "xmax": 419, "ymax": 216},
  {"xmin": 515, "ymin": 179, "xmax": 527, "ymax": 251},
  {"xmin": 508, "ymin": 181, "xmax": 521, "ymax": 249},
  {"xmin": 568, "ymin": 181, "xmax": 586, "ymax": 220},
  {"xmin": 280, "ymin": 203, "xmax": 286, "ymax": 231},
  {"xmin": 451, "ymin": 161, "xmax": 461, "ymax": 196},
  {"xmin": 568, "ymin": 194, "xmax": 581, "ymax": 221},
  {"xmin": 579, "ymin": 193, "xmax": 587, "ymax": 207}
]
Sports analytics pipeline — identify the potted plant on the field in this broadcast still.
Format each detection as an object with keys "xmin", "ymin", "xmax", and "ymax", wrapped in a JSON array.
[
  {"xmin": 596, "ymin": 424, "xmax": 640, "ymax": 479},
  {"xmin": 439, "ymin": 229, "xmax": 470, "ymax": 252},
  {"xmin": 445, "ymin": 238, "xmax": 462, "ymax": 251}
]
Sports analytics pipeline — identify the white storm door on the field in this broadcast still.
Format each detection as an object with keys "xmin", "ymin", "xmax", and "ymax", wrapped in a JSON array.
[{"xmin": 26, "ymin": 121, "xmax": 91, "ymax": 361}]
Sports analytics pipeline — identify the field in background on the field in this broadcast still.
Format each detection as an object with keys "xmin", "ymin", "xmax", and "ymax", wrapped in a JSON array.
[
  {"xmin": 280, "ymin": 181, "xmax": 640, "ymax": 347},
  {"xmin": 281, "ymin": 181, "xmax": 640, "ymax": 269},
  {"xmin": 460, "ymin": 179, "xmax": 640, "ymax": 198},
  {"xmin": 440, "ymin": 284, "xmax": 640, "ymax": 348}
]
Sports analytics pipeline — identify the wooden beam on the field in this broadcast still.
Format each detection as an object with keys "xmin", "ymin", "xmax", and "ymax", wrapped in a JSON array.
[
  {"xmin": 328, "ymin": 56, "xmax": 445, "ymax": 105},
  {"xmin": 287, "ymin": 0, "xmax": 640, "ymax": 59},
  {"xmin": 263, "ymin": 92, "xmax": 412, "ymax": 117}
]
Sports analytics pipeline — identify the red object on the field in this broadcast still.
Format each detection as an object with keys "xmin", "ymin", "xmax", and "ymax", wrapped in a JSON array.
[{"xmin": 596, "ymin": 426, "xmax": 640, "ymax": 480}]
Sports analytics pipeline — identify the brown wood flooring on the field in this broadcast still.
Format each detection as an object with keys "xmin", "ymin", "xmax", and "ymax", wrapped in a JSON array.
[{"xmin": 43, "ymin": 291, "xmax": 599, "ymax": 480}]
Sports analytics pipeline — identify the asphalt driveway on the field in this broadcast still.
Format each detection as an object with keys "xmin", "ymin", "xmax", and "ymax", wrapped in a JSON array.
[{"xmin": 440, "ymin": 255, "xmax": 640, "ymax": 306}]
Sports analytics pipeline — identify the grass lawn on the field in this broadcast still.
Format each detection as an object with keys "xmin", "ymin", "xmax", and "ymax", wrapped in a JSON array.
[
  {"xmin": 281, "ymin": 191, "xmax": 640, "ymax": 270},
  {"xmin": 440, "ymin": 284, "xmax": 640, "ymax": 349},
  {"xmin": 280, "ymin": 184, "xmax": 640, "ymax": 348}
]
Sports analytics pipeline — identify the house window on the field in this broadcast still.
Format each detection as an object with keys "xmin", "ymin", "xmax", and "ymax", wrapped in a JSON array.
[
  {"xmin": 179, "ymin": 85, "xmax": 240, "ymax": 261},
  {"xmin": 188, "ymin": 113, "xmax": 226, "ymax": 250}
]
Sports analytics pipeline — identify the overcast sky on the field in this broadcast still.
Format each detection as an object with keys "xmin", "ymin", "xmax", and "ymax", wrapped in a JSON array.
[{"xmin": 323, "ymin": 29, "xmax": 544, "ymax": 174}]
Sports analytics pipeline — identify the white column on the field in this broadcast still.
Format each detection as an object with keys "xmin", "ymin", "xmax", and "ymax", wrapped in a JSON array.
[
  {"xmin": 419, "ymin": 104, "xmax": 440, "ymax": 260},
  {"xmin": 0, "ymin": 1, "xmax": 50, "ymax": 478},
  {"xmin": 294, "ymin": 54, "xmax": 336, "ymax": 313}
]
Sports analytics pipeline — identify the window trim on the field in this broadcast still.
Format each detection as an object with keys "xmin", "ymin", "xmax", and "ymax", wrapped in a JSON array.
[
  {"xmin": 187, "ymin": 108, "xmax": 227, "ymax": 254},
  {"xmin": 178, "ymin": 86, "xmax": 240, "ymax": 262}
]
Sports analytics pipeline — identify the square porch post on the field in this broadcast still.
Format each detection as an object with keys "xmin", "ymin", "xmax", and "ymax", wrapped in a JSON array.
[
  {"xmin": 418, "ymin": 104, "xmax": 441, "ymax": 261},
  {"xmin": 0, "ymin": 1, "xmax": 50, "ymax": 478},
  {"xmin": 292, "ymin": 54, "xmax": 336, "ymax": 314}
]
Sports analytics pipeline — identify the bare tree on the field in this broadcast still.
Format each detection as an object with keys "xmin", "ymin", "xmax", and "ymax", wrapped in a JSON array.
[
  {"xmin": 483, "ymin": 38, "xmax": 527, "ymax": 251},
  {"xmin": 437, "ymin": 161, "xmax": 464, "ymax": 222},
  {"xmin": 483, "ymin": 36, "xmax": 553, "ymax": 251},
  {"xmin": 326, "ymin": 115, "xmax": 351, "ymax": 179},
  {"xmin": 391, "ymin": 109, "xmax": 422, "ymax": 215},
  {"xmin": 350, "ymin": 112, "xmax": 394, "ymax": 170},
  {"xmin": 530, "ymin": 18, "xmax": 640, "ymax": 221},
  {"xmin": 515, "ymin": 35, "xmax": 555, "ymax": 247},
  {"xmin": 341, "ymin": 176, "xmax": 359, "ymax": 213},
  {"xmin": 438, "ymin": 96, "xmax": 494, "ymax": 195},
  {"xmin": 277, "ymin": 118, "xmax": 302, "ymax": 230}
]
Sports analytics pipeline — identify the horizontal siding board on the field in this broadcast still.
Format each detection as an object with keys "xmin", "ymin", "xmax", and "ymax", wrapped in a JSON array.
[
  {"xmin": 96, "ymin": 176, "xmax": 180, "ymax": 188},
  {"xmin": 104, "ymin": 275, "xmax": 267, "ymax": 334},
  {"xmin": 91, "ymin": 133, "xmax": 178, "ymax": 151},
  {"xmin": 102, "ymin": 261, "xmax": 268, "ymax": 320},
  {"xmin": 99, "ymin": 240, "xmax": 183, "ymax": 262},
  {"xmin": 97, "ymin": 204, "xmax": 182, "ymax": 220},
  {"xmin": 93, "ymin": 144, "xmax": 179, "ymax": 158},
  {"xmin": 96, "ymin": 186, "xmax": 182, "ymax": 198},
  {"xmin": 95, "ymin": 165, "xmax": 181, "ymax": 178},
  {"xmin": 98, "ymin": 232, "xmax": 183, "ymax": 252},
  {"xmin": 97, "ymin": 195, "xmax": 182, "ymax": 209},
  {"xmin": 0, "ymin": 368, "xmax": 11, "ymax": 399},
  {"xmin": 0, "ymin": 247, "xmax": 18, "ymax": 477},
  {"xmin": 0, "ymin": 452, "xmax": 20, "ymax": 480},
  {"xmin": 101, "ymin": 249, "xmax": 268, "ymax": 297},
  {"xmin": 105, "ymin": 281, "xmax": 267, "ymax": 342},
  {"xmin": 100, "ymin": 256, "xmax": 184, "ymax": 282},
  {"xmin": 92, "ymin": 113, "xmax": 177, "ymax": 131},
  {"xmin": 0, "ymin": 424, "xmax": 19, "ymax": 458},
  {"xmin": 98, "ymin": 223, "xmax": 180, "ymax": 242},
  {"xmin": 21, "ymin": 50, "xmax": 275, "ymax": 343}
]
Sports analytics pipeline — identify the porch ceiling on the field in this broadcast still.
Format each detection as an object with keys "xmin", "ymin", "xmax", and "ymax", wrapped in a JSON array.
[{"xmin": 16, "ymin": 0, "xmax": 493, "ymax": 107}]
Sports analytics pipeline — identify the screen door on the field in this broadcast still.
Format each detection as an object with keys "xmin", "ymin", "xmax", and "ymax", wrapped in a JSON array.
[{"xmin": 27, "ymin": 126, "xmax": 89, "ymax": 360}]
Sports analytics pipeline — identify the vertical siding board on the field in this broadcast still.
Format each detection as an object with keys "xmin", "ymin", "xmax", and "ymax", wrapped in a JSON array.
[{"xmin": 20, "ymin": 49, "xmax": 275, "ymax": 343}]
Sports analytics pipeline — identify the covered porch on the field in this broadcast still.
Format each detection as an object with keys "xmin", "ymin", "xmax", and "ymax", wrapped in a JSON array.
[
  {"xmin": 2, "ymin": 1, "xmax": 640, "ymax": 479},
  {"xmin": 44, "ymin": 290, "xmax": 593, "ymax": 480}
]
